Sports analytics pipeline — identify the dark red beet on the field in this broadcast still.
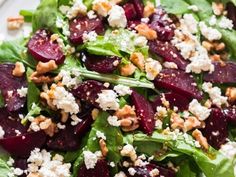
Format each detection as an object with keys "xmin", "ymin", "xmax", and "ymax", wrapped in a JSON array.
[
  {"xmin": 0, "ymin": 64, "xmax": 27, "ymax": 112},
  {"xmin": 132, "ymin": 0, "xmax": 144, "ymax": 18},
  {"xmin": 148, "ymin": 40, "xmax": 188, "ymax": 70},
  {"xmin": 154, "ymin": 69, "xmax": 202, "ymax": 100},
  {"xmin": 226, "ymin": 2, "xmax": 236, "ymax": 29},
  {"xmin": 152, "ymin": 92, "xmax": 190, "ymax": 112},
  {"xmin": 47, "ymin": 125, "xmax": 80, "ymax": 151},
  {"xmin": 123, "ymin": 3, "xmax": 138, "ymax": 20},
  {"xmin": 131, "ymin": 91, "xmax": 155, "ymax": 135},
  {"xmin": 14, "ymin": 158, "xmax": 27, "ymax": 177},
  {"xmin": 223, "ymin": 107, "xmax": 236, "ymax": 125},
  {"xmin": 84, "ymin": 53, "xmax": 121, "ymax": 73},
  {"xmin": 202, "ymin": 108, "xmax": 228, "ymax": 149},
  {"xmin": 127, "ymin": 164, "xmax": 176, "ymax": 177},
  {"xmin": 203, "ymin": 62, "xmax": 236, "ymax": 84},
  {"xmin": 28, "ymin": 30, "xmax": 65, "ymax": 64},
  {"xmin": 73, "ymin": 80, "xmax": 106, "ymax": 106},
  {"xmin": 74, "ymin": 115, "xmax": 93, "ymax": 137},
  {"xmin": 0, "ymin": 131, "xmax": 46, "ymax": 158},
  {"xmin": 150, "ymin": 8, "xmax": 175, "ymax": 41},
  {"xmin": 77, "ymin": 159, "xmax": 110, "ymax": 177},
  {"xmin": 69, "ymin": 17, "xmax": 104, "ymax": 44}
]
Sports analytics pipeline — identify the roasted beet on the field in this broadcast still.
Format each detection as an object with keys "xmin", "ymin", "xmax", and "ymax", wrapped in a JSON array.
[
  {"xmin": 132, "ymin": 0, "xmax": 144, "ymax": 18},
  {"xmin": 127, "ymin": 164, "xmax": 176, "ymax": 177},
  {"xmin": 131, "ymin": 90, "xmax": 155, "ymax": 135},
  {"xmin": 77, "ymin": 159, "xmax": 110, "ymax": 177},
  {"xmin": 152, "ymin": 92, "xmax": 190, "ymax": 112},
  {"xmin": 69, "ymin": 16, "xmax": 104, "ymax": 44},
  {"xmin": 202, "ymin": 108, "xmax": 228, "ymax": 149},
  {"xmin": 0, "ymin": 64, "xmax": 27, "ymax": 112},
  {"xmin": 203, "ymin": 62, "xmax": 236, "ymax": 84},
  {"xmin": 226, "ymin": 2, "xmax": 236, "ymax": 29},
  {"xmin": 154, "ymin": 69, "xmax": 202, "ymax": 100},
  {"xmin": 84, "ymin": 53, "xmax": 121, "ymax": 73},
  {"xmin": 148, "ymin": 40, "xmax": 188, "ymax": 70},
  {"xmin": 123, "ymin": 3, "xmax": 138, "ymax": 20},
  {"xmin": 0, "ymin": 131, "xmax": 46, "ymax": 158},
  {"xmin": 28, "ymin": 30, "xmax": 65, "ymax": 64},
  {"xmin": 74, "ymin": 115, "xmax": 93, "ymax": 136},
  {"xmin": 150, "ymin": 8, "xmax": 175, "ymax": 41},
  {"xmin": 73, "ymin": 80, "xmax": 106, "ymax": 106},
  {"xmin": 223, "ymin": 107, "xmax": 236, "ymax": 125},
  {"xmin": 47, "ymin": 125, "xmax": 80, "ymax": 151},
  {"xmin": 14, "ymin": 158, "xmax": 27, "ymax": 177}
]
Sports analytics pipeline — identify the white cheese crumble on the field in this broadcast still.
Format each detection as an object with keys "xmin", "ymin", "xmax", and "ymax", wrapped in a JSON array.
[
  {"xmin": 108, "ymin": 5, "xmax": 127, "ymax": 28},
  {"xmin": 59, "ymin": 5, "xmax": 70, "ymax": 14},
  {"xmin": 181, "ymin": 14, "xmax": 198, "ymax": 34},
  {"xmin": 202, "ymin": 82, "xmax": 228, "ymax": 107},
  {"xmin": 114, "ymin": 85, "xmax": 132, "ymax": 96},
  {"xmin": 120, "ymin": 144, "xmax": 137, "ymax": 161},
  {"xmin": 149, "ymin": 168, "xmax": 160, "ymax": 177},
  {"xmin": 188, "ymin": 5, "xmax": 199, "ymax": 12},
  {"xmin": 52, "ymin": 86, "xmax": 80, "ymax": 114},
  {"xmin": 17, "ymin": 87, "xmax": 28, "ymax": 98},
  {"xmin": 0, "ymin": 33, "xmax": 5, "ymax": 45},
  {"xmin": 156, "ymin": 106, "xmax": 168, "ymax": 118},
  {"xmin": 92, "ymin": 0, "xmax": 111, "ymax": 17},
  {"xmin": 66, "ymin": 0, "xmax": 87, "ymax": 19},
  {"xmin": 141, "ymin": 17, "xmax": 150, "ymax": 24},
  {"xmin": 87, "ymin": 10, "xmax": 97, "ymax": 19},
  {"xmin": 163, "ymin": 62, "xmax": 178, "ymax": 69},
  {"xmin": 7, "ymin": 157, "xmax": 14, "ymax": 166},
  {"xmin": 83, "ymin": 150, "xmax": 99, "ymax": 169},
  {"xmin": 71, "ymin": 114, "xmax": 82, "ymax": 126},
  {"xmin": 58, "ymin": 69, "xmax": 80, "ymax": 88},
  {"xmin": 209, "ymin": 15, "xmax": 217, "ymax": 26},
  {"xmin": 218, "ymin": 16, "xmax": 234, "ymax": 30},
  {"xmin": 0, "ymin": 126, "xmax": 5, "ymax": 139},
  {"xmin": 96, "ymin": 90, "xmax": 120, "ymax": 111},
  {"xmin": 82, "ymin": 31, "xmax": 98, "ymax": 43},
  {"xmin": 199, "ymin": 21, "xmax": 222, "ymax": 41},
  {"xmin": 145, "ymin": 58, "xmax": 162, "ymax": 80},
  {"xmin": 188, "ymin": 99, "xmax": 211, "ymax": 121},
  {"xmin": 128, "ymin": 167, "xmax": 136, "ymax": 176},
  {"xmin": 220, "ymin": 142, "xmax": 236, "ymax": 159},
  {"xmin": 96, "ymin": 130, "xmax": 106, "ymax": 140},
  {"xmin": 114, "ymin": 171, "xmax": 127, "ymax": 177},
  {"xmin": 107, "ymin": 115, "xmax": 121, "ymax": 127},
  {"xmin": 134, "ymin": 35, "xmax": 148, "ymax": 47}
]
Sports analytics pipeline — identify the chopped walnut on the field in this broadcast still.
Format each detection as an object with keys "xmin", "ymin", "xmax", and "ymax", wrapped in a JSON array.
[
  {"xmin": 202, "ymin": 41, "xmax": 214, "ymax": 51},
  {"xmin": 92, "ymin": 0, "xmax": 112, "ymax": 17},
  {"xmin": 27, "ymin": 173, "xmax": 41, "ymax": 177},
  {"xmin": 40, "ymin": 92, "xmax": 56, "ymax": 110},
  {"xmin": 99, "ymin": 139, "xmax": 108, "ymax": 157},
  {"xmin": 120, "ymin": 63, "xmax": 136, "ymax": 76},
  {"xmin": 214, "ymin": 42, "xmax": 225, "ymax": 51},
  {"xmin": 170, "ymin": 113, "xmax": 184, "ymax": 130},
  {"xmin": 36, "ymin": 60, "xmax": 58, "ymax": 75},
  {"xmin": 61, "ymin": 110, "xmax": 69, "ymax": 123},
  {"xmin": 7, "ymin": 15, "xmax": 24, "ymax": 30},
  {"xmin": 115, "ymin": 105, "xmax": 136, "ymax": 118},
  {"xmin": 212, "ymin": 2, "xmax": 224, "ymax": 16},
  {"xmin": 130, "ymin": 52, "xmax": 145, "ymax": 71},
  {"xmin": 30, "ymin": 72, "xmax": 55, "ymax": 84},
  {"xmin": 192, "ymin": 129, "xmax": 209, "ymax": 150},
  {"xmin": 135, "ymin": 23, "xmax": 157, "ymax": 40},
  {"xmin": 143, "ymin": 2, "xmax": 155, "ymax": 17},
  {"xmin": 210, "ymin": 54, "xmax": 221, "ymax": 62},
  {"xmin": 226, "ymin": 87, "xmax": 236, "ymax": 102},
  {"xmin": 12, "ymin": 62, "xmax": 25, "ymax": 77},
  {"xmin": 183, "ymin": 116, "xmax": 201, "ymax": 132},
  {"xmin": 91, "ymin": 108, "xmax": 100, "ymax": 120}
]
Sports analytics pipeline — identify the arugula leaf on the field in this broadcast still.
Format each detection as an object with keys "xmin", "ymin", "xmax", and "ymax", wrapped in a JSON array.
[
  {"xmin": 19, "ymin": 10, "xmax": 34, "ymax": 23},
  {"xmin": 0, "ymin": 40, "xmax": 36, "ymax": 68},
  {"xmin": 160, "ymin": 0, "xmax": 190, "ymax": 15},
  {"xmin": 0, "ymin": 158, "xmax": 14, "ymax": 177},
  {"xmin": 32, "ymin": 0, "xmax": 59, "ymax": 32},
  {"xmin": 133, "ymin": 132, "xmax": 235, "ymax": 177}
]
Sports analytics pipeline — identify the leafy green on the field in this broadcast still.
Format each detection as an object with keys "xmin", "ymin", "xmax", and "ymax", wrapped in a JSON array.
[
  {"xmin": 0, "ymin": 40, "xmax": 36, "ymax": 68},
  {"xmin": 160, "ymin": 0, "xmax": 190, "ymax": 15},
  {"xmin": 0, "ymin": 158, "xmax": 14, "ymax": 177},
  {"xmin": 0, "ymin": 91, "xmax": 5, "ymax": 108},
  {"xmin": 32, "ymin": 0, "xmax": 59, "ymax": 32},
  {"xmin": 73, "ymin": 111, "xmax": 123, "ymax": 176},
  {"xmin": 133, "ymin": 131, "xmax": 235, "ymax": 177},
  {"xmin": 19, "ymin": 10, "xmax": 34, "ymax": 22},
  {"xmin": 176, "ymin": 160, "xmax": 198, "ymax": 177},
  {"xmin": 21, "ymin": 103, "xmax": 41, "ymax": 125}
]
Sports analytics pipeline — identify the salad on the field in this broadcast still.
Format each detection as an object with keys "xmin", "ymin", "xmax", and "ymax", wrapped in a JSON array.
[{"xmin": 0, "ymin": 0, "xmax": 236, "ymax": 176}]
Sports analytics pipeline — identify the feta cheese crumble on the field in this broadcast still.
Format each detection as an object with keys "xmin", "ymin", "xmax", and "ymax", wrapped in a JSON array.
[
  {"xmin": 188, "ymin": 99, "xmax": 211, "ymax": 121},
  {"xmin": 188, "ymin": 5, "xmax": 199, "ymax": 12},
  {"xmin": 120, "ymin": 144, "xmax": 137, "ymax": 161},
  {"xmin": 0, "ymin": 126, "xmax": 5, "ymax": 139},
  {"xmin": 96, "ymin": 90, "xmax": 120, "ymax": 111},
  {"xmin": 66, "ymin": 0, "xmax": 87, "ymax": 19},
  {"xmin": 96, "ymin": 130, "xmax": 106, "ymax": 140},
  {"xmin": 218, "ymin": 16, "xmax": 234, "ymax": 30},
  {"xmin": 163, "ymin": 62, "xmax": 178, "ymax": 69},
  {"xmin": 128, "ymin": 167, "xmax": 136, "ymax": 176},
  {"xmin": 114, "ymin": 84, "xmax": 132, "ymax": 96},
  {"xmin": 181, "ymin": 14, "xmax": 198, "ymax": 34},
  {"xmin": 145, "ymin": 58, "xmax": 162, "ymax": 80},
  {"xmin": 83, "ymin": 150, "xmax": 99, "ymax": 169},
  {"xmin": 58, "ymin": 69, "xmax": 81, "ymax": 88},
  {"xmin": 17, "ymin": 87, "xmax": 28, "ymax": 98},
  {"xmin": 114, "ymin": 171, "xmax": 127, "ymax": 177},
  {"xmin": 82, "ymin": 31, "xmax": 98, "ymax": 43},
  {"xmin": 108, "ymin": 5, "xmax": 127, "ymax": 28},
  {"xmin": 199, "ymin": 22, "xmax": 222, "ymax": 41},
  {"xmin": 202, "ymin": 82, "xmax": 228, "ymax": 107},
  {"xmin": 107, "ymin": 115, "xmax": 121, "ymax": 127}
]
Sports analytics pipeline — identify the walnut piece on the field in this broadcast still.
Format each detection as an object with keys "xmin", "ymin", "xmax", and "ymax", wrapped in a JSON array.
[
  {"xmin": 192, "ymin": 129, "xmax": 209, "ymax": 150},
  {"xmin": 135, "ymin": 23, "xmax": 157, "ymax": 40},
  {"xmin": 7, "ymin": 15, "xmax": 24, "ymax": 30},
  {"xmin": 120, "ymin": 63, "xmax": 136, "ymax": 76},
  {"xmin": 12, "ymin": 62, "xmax": 25, "ymax": 77},
  {"xmin": 130, "ymin": 52, "xmax": 145, "ymax": 71}
]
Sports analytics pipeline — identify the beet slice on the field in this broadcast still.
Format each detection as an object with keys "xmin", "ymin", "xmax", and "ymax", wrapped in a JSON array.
[
  {"xmin": 203, "ymin": 62, "xmax": 236, "ymax": 84},
  {"xmin": 132, "ymin": 0, "xmax": 144, "ymax": 18},
  {"xmin": 74, "ymin": 115, "xmax": 93, "ymax": 137},
  {"xmin": 152, "ymin": 92, "xmax": 190, "ymax": 112},
  {"xmin": 73, "ymin": 80, "xmax": 106, "ymax": 107},
  {"xmin": 47, "ymin": 125, "xmax": 80, "ymax": 151},
  {"xmin": 14, "ymin": 158, "xmax": 27, "ymax": 177},
  {"xmin": 127, "ymin": 164, "xmax": 176, "ymax": 177},
  {"xmin": 0, "ymin": 131, "xmax": 46, "ymax": 158},
  {"xmin": 148, "ymin": 40, "xmax": 188, "ymax": 70},
  {"xmin": 150, "ymin": 7, "xmax": 175, "ymax": 41},
  {"xmin": 226, "ymin": 2, "xmax": 236, "ymax": 29},
  {"xmin": 77, "ymin": 159, "xmax": 110, "ymax": 177},
  {"xmin": 0, "ymin": 64, "xmax": 27, "ymax": 112},
  {"xmin": 69, "ymin": 16, "xmax": 104, "ymax": 44},
  {"xmin": 28, "ymin": 30, "xmax": 65, "ymax": 64},
  {"xmin": 202, "ymin": 108, "xmax": 228, "ymax": 149},
  {"xmin": 131, "ymin": 90, "xmax": 155, "ymax": 135},
  {"xmin": 154, "ymin": 69, "xmax": 202, "ymax": 100},
  {"xmin": 123, "ymin": 3, "xmax": 138, "ymax": 20},
  {"xmin": 223, "ymin": 107, "xmax": 236, "ymax": 125},
  {"xmin": 84, "ymin": 53, "xmax": 121, "ymax": 74}
]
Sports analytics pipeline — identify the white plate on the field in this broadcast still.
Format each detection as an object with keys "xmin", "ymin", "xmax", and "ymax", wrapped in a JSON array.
[{"xmin": 0, "ymin": 0, "xmax": 40, "ymax": 40}]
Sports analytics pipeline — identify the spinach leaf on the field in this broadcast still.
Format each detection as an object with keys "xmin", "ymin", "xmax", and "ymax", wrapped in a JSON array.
[
  {"xmin": 0, "ymin": 157, "xmax": 14, "ymax": 177},
  {"xmin": 176, "ymin": 160, "xmax": 197, "ymax": 177},
  {"xmin": 21, "ymin": 103, "xmax": 41, "ymax": 125},
  {"xmin": 19, "ymin": 10, "xmax": 34, "ymax": 22},
  {"xmin": 32, "ymin": 0, "xmax": 59, "ymax": 32},
  {"xmin": 160, "ymin": 0, "xmax": 190, "ymax": 15},
  {"xmin": 133, "ymin": 132, "xmax": 235, "ymax": 177},
  {"xmin": 0, "ymin": 40, "xmax": 36, "ymax": 68}
]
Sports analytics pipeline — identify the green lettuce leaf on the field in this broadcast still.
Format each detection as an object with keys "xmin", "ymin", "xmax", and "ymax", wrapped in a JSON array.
[
  {"xmin": 0, "ymin": 157, "xmax": 14, "ymax": 177},
  {"xmin": 160, "ymin": 0, "xmax": 190, "ymax": 15}
]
